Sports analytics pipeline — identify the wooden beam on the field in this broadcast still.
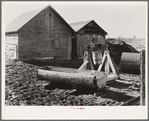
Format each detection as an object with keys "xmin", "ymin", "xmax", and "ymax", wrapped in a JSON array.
[
  {"xmin": 85, "ymin": 29, "xmax": 98, "ymax": 31},
  {"xmin": 140, "ymin": 50, "xmax": 145, "ymax": 106},
  {"xmin": 82, "ymin": 51, "xmax": 94, "ymax": 70},
  {"xmin": 98, "ymin": 51, "xmax": 106, "ymax": 71},
  {"xmin": 104, "ymin": 57, "xmax": 110, "ymax": 74},
  {"xmin": 85, "ymin": 26, "xmax": 99, "ymax": 29},
  {"xmin": 120, "ymin": 96, "xmax": 140, "ymax": 106},
  {"xmin": 88, "ymin": 57, "xmax": 94, "ymax": 70},
  {"xmin": 98, "ymin": 50, "xmax": 119, "ymax": 76},
  {"xmin": 78, "ymin": 60, "xmax": 89, "ymax": 70},
  {"xmin": 107, "ymin": 51, "xmax": 117, "ymax": 75}
]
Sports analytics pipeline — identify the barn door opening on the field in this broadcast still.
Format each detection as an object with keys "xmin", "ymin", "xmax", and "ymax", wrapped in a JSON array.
[{"xmin": 72, "ymin": 35, "xmax": 78, "ymax": 59}]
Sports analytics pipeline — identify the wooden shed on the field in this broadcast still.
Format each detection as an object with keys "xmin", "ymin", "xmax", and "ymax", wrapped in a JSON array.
[
  {"xmin": 70, "ymin": 20, "xmax": 107, "ymax": 59},
  {"xmin": 5, "ymin": 5, "xmax": 74, "ymax": 60}
]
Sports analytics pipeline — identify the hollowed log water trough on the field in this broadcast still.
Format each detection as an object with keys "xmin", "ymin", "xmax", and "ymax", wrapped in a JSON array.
[{"xmin": 37, "ymin": 50, "xmax": 119, "ymax": 89}]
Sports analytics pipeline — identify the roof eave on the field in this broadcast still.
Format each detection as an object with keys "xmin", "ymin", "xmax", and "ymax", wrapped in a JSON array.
[
  {"xmin": 92, "ymin": 20, "xmax": 108, "ymax": 35},
  {"xmin": 5, "ymin": 31, "xmax": 18, "ymax": 34},
  {"xmin": 75, "ymin": 20, "xmax": 93, "ymax": 33},
  {"xmin": 75, "ymin": 20, "xmax": 108, "ymax": 35}
]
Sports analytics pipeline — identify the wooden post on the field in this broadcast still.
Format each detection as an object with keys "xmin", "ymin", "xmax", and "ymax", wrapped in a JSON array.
[
  {"xmin": 140, "ymin": 50, "xmax": 145, "ymax": 106},
  {"xmin": 79, "ymin": 51, "xmax": 94, "ymax": 70},
  {"xmin": 98, "ymin": 50, "xmax": 119, "ymax": 76},
  {"xmin": 104, "ymin": 57, "xmax": 110, "ymax": 74}
]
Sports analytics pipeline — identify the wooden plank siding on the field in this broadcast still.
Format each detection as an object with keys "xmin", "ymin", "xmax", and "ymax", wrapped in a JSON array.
[
  {"xmin": 70, "ymin": 20, "xmax": 107, "ymax": 59},
  {"xmin": 17, "ymin": 6, "xmax": 72, "ymax": 60},
  {"xmin": 76, "ymin": 34, "xmax": 105, "ymax": 58},
  {"xmin": 5, "ymin": 34, "xmax": 18, "ymax": 45},
  {"xmin": 77, "ymin": 34, "xmax": 93, "ymax": 58},
  {"xmin": 55, "ymin": 35, "xmax": 72, "ymax": 60}
]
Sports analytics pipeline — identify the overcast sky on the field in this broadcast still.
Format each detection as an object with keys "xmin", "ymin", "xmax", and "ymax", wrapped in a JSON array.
[{"xmin": 2, "ymin": 1, "xmax": 147, "ymax": 38}]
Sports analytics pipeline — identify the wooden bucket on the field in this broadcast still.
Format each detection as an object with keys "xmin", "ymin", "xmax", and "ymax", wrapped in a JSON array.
[{"xmin": 92, "ymin": 51, "xmax": 102, "ymax": 65}]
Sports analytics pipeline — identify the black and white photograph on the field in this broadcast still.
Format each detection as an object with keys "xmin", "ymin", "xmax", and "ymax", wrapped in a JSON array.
[{"xmin": 2, "ymin": 1, "xmax": 148, "ymax": 120}]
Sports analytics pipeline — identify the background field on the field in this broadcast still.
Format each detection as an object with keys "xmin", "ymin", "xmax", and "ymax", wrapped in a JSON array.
[{"xmin": 118, "ymin": 38, "xmax": 146, "ymax": 51}]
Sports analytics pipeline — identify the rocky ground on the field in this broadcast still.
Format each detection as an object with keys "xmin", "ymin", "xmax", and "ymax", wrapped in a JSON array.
[{"xmin": 5, "ymin": 58, "xmax": 140, "ymax": 106}]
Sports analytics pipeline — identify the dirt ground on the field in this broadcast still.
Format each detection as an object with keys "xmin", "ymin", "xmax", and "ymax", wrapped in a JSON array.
[{"xmin": 5, "ymin": 58, "xmax": 141, "ymax": 106}]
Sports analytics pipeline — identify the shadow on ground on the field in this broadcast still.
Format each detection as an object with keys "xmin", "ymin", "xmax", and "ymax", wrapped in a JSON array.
[{"xmin": 107, "ymin": 81, "xmax": 131, "ymax": 89}]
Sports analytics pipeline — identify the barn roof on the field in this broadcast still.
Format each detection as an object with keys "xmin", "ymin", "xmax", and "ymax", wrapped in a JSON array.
[
  {"xmin": 69, "ymin": 20, "xmax": 107, "ymax": 35},
  {"xmin": 6, "ymin": 5, "xmax": 74, "ymax": 33},
  {"xmin": 69, "ymin": 20, "xmax": 92, "ymax": 32}
]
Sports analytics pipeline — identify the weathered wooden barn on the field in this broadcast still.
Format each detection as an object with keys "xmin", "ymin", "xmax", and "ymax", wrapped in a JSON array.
[
  {"xmin": 5, "ymin": 5, "xmax": 74, "ymax": 60},
  {"xmin": 70, "ymin": 20, "xmax": 108, "ymax": 59},
  {"xmin": 5, "ymin": 5, "xmax": 108, "ymax": 61}
]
